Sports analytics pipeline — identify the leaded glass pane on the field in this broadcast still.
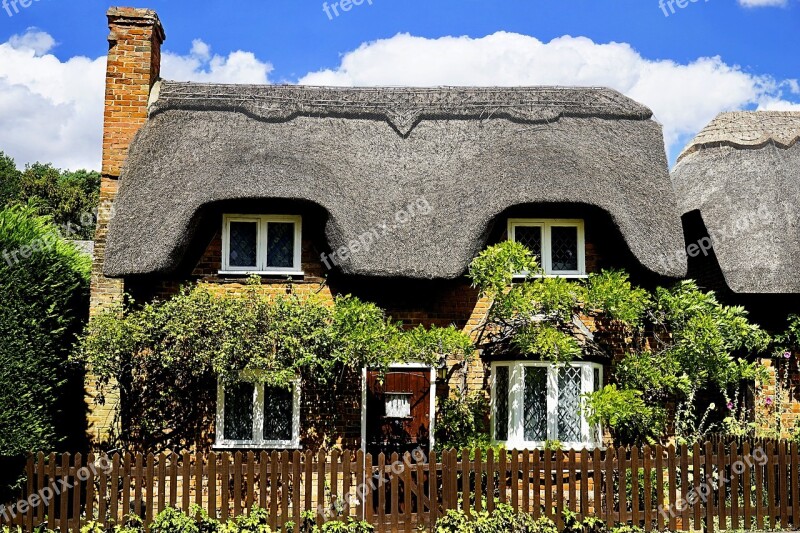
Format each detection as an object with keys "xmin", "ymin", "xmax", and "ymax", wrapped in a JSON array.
[
  {"xmin": 594, "ymin": 368, "xmax": 601, "ymax": 392},
  {"xmin": 229, "ymin": 222, "xmax": 258, "ymax": 268},
  {"xmin": 524, "ymin": 367, "xmax": 547, "ymax": 442},
  {"xmin": 263, "ymin": 385, "xmax": 294, "ymax": 441},
  {"xmin": 266, "ymin": 222, "xmax": 295, "ymax": 268},
  {"xmin": 224, "ymin": 381, "xmax": 254, "ymax": 441},
  {"xmin": 494, "ymin": 366, "xmax": 509, "ymax": 440},
  {"xmin": 551, "ymin": 226, "xmax": 578, "ymax": 271},
  {"xmin": 557, "ymin": 366, "xmax": 582, "ymax": 442},
  {"xmin": 514, "ymin": 225, "xmax": 542, "ymax": 265}
]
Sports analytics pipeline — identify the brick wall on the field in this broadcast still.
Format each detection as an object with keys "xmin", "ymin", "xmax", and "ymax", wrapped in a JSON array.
[
  {"xmin": 756, "ymin": 354, "xmax": 800, "ymax": 438},
  {"xmin": 116, "ymin": 204, "xmax": 647, "ymax": 450},
  {"xmin": 87, "ymin": 7, "xmax": 165, "ymax": 446}
]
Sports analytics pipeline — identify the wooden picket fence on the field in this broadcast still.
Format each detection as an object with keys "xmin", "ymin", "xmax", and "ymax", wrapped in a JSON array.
[{"xmin": 2, "ymin": 439, "xmax": 799, "ymax": 532}]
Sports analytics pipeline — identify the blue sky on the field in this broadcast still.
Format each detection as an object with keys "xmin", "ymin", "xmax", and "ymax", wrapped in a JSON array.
[{"xmin": 0, "ymin": 0, "xmax": 798, "ymax": 170}]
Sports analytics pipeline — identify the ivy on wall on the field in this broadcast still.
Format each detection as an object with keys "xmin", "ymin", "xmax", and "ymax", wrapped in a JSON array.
[{"xmin": 77, "ymin": 277, "xmax": 473, "ymax": 450}]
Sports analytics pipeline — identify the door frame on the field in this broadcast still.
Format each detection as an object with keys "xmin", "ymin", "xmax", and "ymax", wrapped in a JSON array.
[{"xmin": 360, "ymin": 363, "xmax": 437, "ymax": 453}]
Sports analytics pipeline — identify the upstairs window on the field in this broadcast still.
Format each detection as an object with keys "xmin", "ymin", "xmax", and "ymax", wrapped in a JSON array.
[
  {"xmin": 508, "ymin": 219, "xmax": 585, "ymax": 276},
  {"xmin": 215, "ymin": 374, "xmax": 301, "ymax": 449},
  {"xmin": 491, "ymin": 361, "xmax": 602, "ymax": 449},
  {"xmin": 222, "ymin": 215, "xmax": 302, "ymax": 274}
]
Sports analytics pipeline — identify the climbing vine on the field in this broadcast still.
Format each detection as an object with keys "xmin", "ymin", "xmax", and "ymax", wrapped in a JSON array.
[
  {"xmin": 468, "ymin": 241, "xmax": 772, "ymax": 445},
  {"xmin": 77, "ymin": 278, "xmax": 473, "ymax": 449}
]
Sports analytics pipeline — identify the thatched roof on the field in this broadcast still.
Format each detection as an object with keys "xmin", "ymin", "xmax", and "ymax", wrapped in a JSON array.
[
  {"xmin": 104, "ymin": 81, "xmax": 687, "ymax": 279},
  {"xmin": 672, "ymin": 111, "xmax": 800, "ymax": 293}
]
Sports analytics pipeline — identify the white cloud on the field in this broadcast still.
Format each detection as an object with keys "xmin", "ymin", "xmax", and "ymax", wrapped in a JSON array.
[
  {"xmin": 161, "ymin": 40, "xmax": 273, "ymax": 84},
  {"xmin": 738, "ymin": 0, "xmax": 787, "ymax": 7},
  {"xmin": 299, "ymin": 32, "xmax": 800, "ymax": 160},
  {"xmin": 1, "ymin": 28, "xmax": 797, "ymax": 171},
  {"xmin": 8, "ymin": 28, "xmax": 56, "ymax": 56},
  {"xmin": 0, "ymin": 31, "xmax": 273, "ymax": 171}
]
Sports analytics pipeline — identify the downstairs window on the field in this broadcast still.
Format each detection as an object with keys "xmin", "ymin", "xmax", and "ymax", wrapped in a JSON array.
[
  {"xmin": 215, "ymin": 374, "xmax": 301, "ymax": 449},
  {"xmin": 491, "ymin": 361, "xmax": 602, "ymax": 449}
]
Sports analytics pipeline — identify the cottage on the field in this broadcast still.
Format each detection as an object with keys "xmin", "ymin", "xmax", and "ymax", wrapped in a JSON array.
[{"xmin": 89, "ymin": 7, "xmax": 694, "ymax": 454}]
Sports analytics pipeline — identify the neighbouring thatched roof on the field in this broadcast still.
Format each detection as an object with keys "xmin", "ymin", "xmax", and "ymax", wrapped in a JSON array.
[
  {"xmin": 672, "ymin": 111, "xmax": 800, "ymax": 294},
  {"xmin": 104, "ymin": 81, "xmax": 687, "ymax": 279}
]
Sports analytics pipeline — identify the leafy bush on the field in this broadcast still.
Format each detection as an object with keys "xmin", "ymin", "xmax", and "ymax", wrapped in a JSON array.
[
  {"xmin": 0, "ymin": 205, "xmax": 90, "ymax": 458},
  {"xmin": 434, "ymin": 504, "xmax": 558, "ymax": 533},
  {"xmin": 77, "ymin": 280, "xmax": 473, "ymax": 449},
  {"xmin": 150, "ymin": 506, "xmax": 200, "ymax": 533},
  {"xmin": 434, "ymin": 391, "xmax": 493, "ymax": 453},
  {"xmin": 75, "ymin": 506, "xmax": 374, "ymax": 533},
  {"xmin": 583, "ymin": 385, "xmax": 665, "ymax": 445}
]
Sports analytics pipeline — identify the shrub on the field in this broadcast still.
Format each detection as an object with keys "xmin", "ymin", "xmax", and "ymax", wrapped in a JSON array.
[
  {"xmin": 78, "ymin": 281, "xmax": 473, "ymax": 450},
  {"xmin": 150, "ymin": 506, "xmax": 200, "ymax": 533},
  {"xmin": 434, "ymin": 504, "xmax": 557, "ymax": 533},
  {"xmin": 0, "ymin": 204, "xmax": 90, "ymax": 496},
  {"xmin": 434, "ymin": 391, "xmax": 493, "ymax": 454}
]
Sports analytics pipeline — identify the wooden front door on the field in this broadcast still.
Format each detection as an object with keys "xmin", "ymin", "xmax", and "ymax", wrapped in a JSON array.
[{"xmin": 365, "ymin": 368, "xmax": 432, "ymax": 456}]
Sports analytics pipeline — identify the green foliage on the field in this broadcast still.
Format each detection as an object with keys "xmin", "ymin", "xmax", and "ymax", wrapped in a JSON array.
[
  {"xmin": 0, "ymin": 154, "xmax": 101, "ymax": 239},
  {"xmin": 434, "ymin": 391, "xmax": 495, "ymax": 454},
  {"xmin": 513, "ymin": 323, "xmax": 582, "ymax": 363},
  {"xmin": 0, "ymin": 151, "xmax": 22, "ymax": 207},
  {"xmin": 150, "ymin": 506, "xmax": 200, "ymax": 533},
  {"xmin": 607, "ymin": 526, "xmax": 644, "ymax": 533},
  {"xmin": 562, "ymin": 509, "xmax": 608, "ymax": 533},
  {"xmin": 467, "ymin": 241, "xmax": 773, "ymax": 446},
  {"xmin": 0, "ymin": 204, "xmax": 90, "ymax": 457},
  {"xmin": 219, "ymin": 506, "xmax": 273, "ymax": 532},
  {"xmin": 585, "ymin": 270, "xmax": 651, "ymax": 326},
  {"xmin": 315, "ymin": 519, "xmax": 374, "ymax": 533},
  {"xmin": 434, "ymin": 504, "xmax": 557, "ymax": 533},
  {"xmin": 468, "ymin": 240, "xmax": 539, "ymax": 298},
  {"xmin": 77, "ymin": 281, "xmax": 473, "ymax": 448},
  {"xmin": 774, "ymin": 314, "xmax": 800, "ymax": 354},
  {"xmin": 543, "ymin": 439, "xmax": 564, "ymax": 451},
  {"xmin": 583, "ymin": 385, "xmax": 664, "ymax": 445}
]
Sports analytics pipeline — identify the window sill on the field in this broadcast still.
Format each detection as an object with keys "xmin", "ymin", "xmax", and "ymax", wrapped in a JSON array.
[
  {"xmin": 218, "ymin": 270, "xmax": 305, "ymax": 278},
  {"xmin": 513, "ymin": 274, "xmax": 589, "ymax": 280},
  {"xmin": 213, "ymin": 441, "xmax": 301, "ymax": 450},
  {"xmin": 494, "ymin": 441, "xmax": 603, "ymax": 451}
]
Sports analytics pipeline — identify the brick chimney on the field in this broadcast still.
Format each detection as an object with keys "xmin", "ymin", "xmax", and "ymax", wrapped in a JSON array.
[{"xmin": 87, "ymin": 7, "xmax": 165, "ymax": 445}]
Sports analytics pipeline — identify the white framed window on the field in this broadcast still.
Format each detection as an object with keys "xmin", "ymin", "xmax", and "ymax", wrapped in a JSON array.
[
  {"xmin": 215, "ymin": 373, "xmax": 301, "ymax": 449},
  {"xmin": 508, "ymin": 219, "xmax": 586, "ymax": 277},
  {"xmin": 491, "ymin": 361, "xmax": 602, "ymax": 450},
  {"xmin": 221, "ymin": 214, "xmax": 303, "ymax": 275}
]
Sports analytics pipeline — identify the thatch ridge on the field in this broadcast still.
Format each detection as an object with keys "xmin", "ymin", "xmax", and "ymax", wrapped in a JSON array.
[
  {"xmin": 672, "ymin": 111, "xmax": 800, "ymax": 293},
  {"xmin": 151, "ymin": 82, "xmax": 654, "ymax": 136},
  {"xmin": 678, "ymin": 111, "xmax": 800, "ymax": 162},
  {"xmin": 104, "ymin": 82, "xmax": 686, "ymax": 280}
]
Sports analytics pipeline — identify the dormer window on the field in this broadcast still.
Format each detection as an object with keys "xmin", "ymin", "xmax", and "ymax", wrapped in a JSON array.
[
  {"xmin": 221, "ymin": 215, "xmax": 302, "ymax": 275},
  {"xmin": 508, "ymin": 219, "xmax": 586, "ymax": 277}
]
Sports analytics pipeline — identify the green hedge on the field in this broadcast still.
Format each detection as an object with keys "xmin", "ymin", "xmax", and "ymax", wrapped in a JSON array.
[{"xmin": 0, "ymin": 204, "xmax": 90, "ymax": 459}]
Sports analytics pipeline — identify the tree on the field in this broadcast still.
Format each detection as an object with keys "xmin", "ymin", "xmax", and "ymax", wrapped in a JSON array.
[
  {"xmin": 0, "ymin": 152, "xmax": 101, "ymax": 240},
  {"xmin": 0, "ymin": 151, "xmax": 22, "ymax": 207},
  {"xmin": 468, "ymin": 241, "xmax": 771, "ymax": 445}
]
